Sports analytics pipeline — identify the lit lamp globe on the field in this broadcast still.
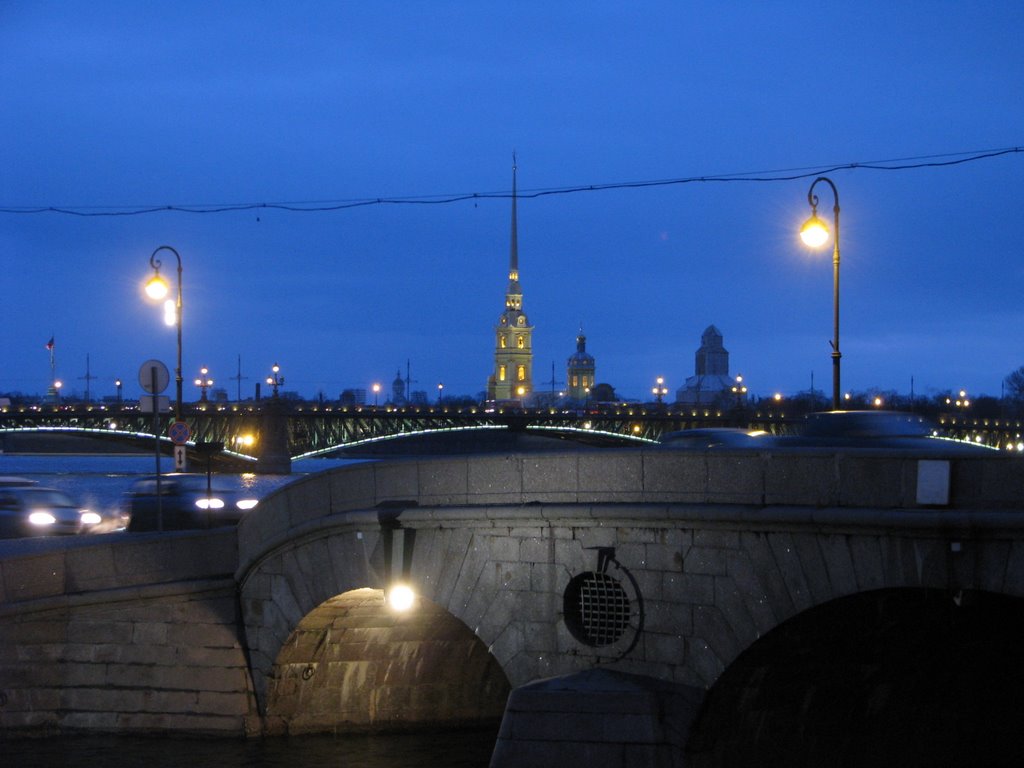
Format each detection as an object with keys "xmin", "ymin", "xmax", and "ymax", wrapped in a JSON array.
[
  {"xmin": 800, "ymin": 214, "xmax": 830, "ymax": 248},
  {"xmin": 144, "ymin": 273, "xmax": 170, "ymax": 300}
]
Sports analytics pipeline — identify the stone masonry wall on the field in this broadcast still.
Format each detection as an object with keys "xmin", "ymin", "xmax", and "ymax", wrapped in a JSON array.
[{"xmin": 0, "ymin": 530, "xmax": 255, "ymax": 736}]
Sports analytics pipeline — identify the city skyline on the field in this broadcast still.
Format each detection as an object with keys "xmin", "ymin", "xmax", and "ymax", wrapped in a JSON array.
[{"xmin": 3, "ymin": 3, "xmax": 1022, "ymax": 403}]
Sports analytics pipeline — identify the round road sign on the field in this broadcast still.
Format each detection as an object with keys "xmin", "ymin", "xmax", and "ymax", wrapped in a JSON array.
[
  {"xmin": 139, "ymin": 359, "xmax": 170, "ymax": 394},
  {"xmin": 168, "ymin": 421, "xmax": 191, "ymax": 445}
]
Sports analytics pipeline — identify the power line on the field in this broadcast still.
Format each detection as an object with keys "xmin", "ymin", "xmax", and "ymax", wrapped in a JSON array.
[{"xmin": 1, "ymin": 146, "xmax": 1019, "ymax": 218}]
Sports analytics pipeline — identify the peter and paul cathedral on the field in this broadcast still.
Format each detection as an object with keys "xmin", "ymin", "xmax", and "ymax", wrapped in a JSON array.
[{"xmin": 487, "ymin": 157, "xmax": 534, "ymax": 402}]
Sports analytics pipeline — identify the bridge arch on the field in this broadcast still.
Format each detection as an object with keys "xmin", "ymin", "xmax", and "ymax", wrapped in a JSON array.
[
  {"xmin": 686, "ymin": 587, "xmax": 1024, "ymax": 767},
  {"xmin": 263, "ymin": 588, "xmax": 510, "ymax": 734}
]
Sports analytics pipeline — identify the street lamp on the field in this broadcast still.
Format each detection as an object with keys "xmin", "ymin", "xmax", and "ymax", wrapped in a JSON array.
[
  {"xmin": 266, "ymin": 363, "xmax": 283, "ymax": 398},
  {"xmin": 799, "ymin": 177, "xmax": 842, "ymax": 411},
  {"xmin": 115, "ymin": 379, "xmax": 123, "ymax": 405},
  {"xmin": 731, "ymin": 374, "xmax": 748, "ymax": 407},
  {"xmin": 195, "ymin": 367, "xmax": 213, "ymax": 402},
  {"xmin": 372, "ymin": 382, "xmax": 381, "ymax": 407},
  {"xmin": 437, "ymin": 382, "xmax": 444, "ymax": 405},
  {"xmin": 144, "ymin": 245, "xmax": 183, "ymax": 419},
  {"xmin": 652, "ymin": 376, "xmax": 668, "ymax": 404}
]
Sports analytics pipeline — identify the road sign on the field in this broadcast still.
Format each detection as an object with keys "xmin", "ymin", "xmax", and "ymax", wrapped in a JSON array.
[
  {"xmin": 168, "ymin": 420, "xmax": 191, "ymax": 445},
  {"xmin": 173, "ymin": 445, "xmax": 187, "ymax": 471},
  {"xmin": 139, "ymin": 395, "xmax": 170, "ymax": 413},
  {"xmin": 139, "ymin": 359, "xmax": 170, "ymax": 394}
]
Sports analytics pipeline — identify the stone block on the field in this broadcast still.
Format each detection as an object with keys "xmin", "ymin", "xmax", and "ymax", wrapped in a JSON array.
[
  {"xmin": 417, "ymin": 459, "xmax": 469, "ymax": 506},
  {"xmin": 739, "ymin": 530, "xmax": 795, "ymax": 619},
  {"xmin": 284, "ymin": 478, "xmax": 332, "ymax": 528},
  {"xmin": 519, "ymin": 535, "xmax": 554, "ymax": 564},
  {"xmin": 849, "ymin": 535, "xmax": 886, "ymax": 591},
  {"xmin": 724, "ymin": 550, "xmax": 778, "ymax": 634},
  {"xmin": 711, "ymin": 575, "xmax": 758, "ymax": 649},
  {"xmin": 467, "ymin": 456, "xmax": 522, "ymax": 499},
  {"xmin": 644, "ymin": 542, "xmax": 684, "ymax": 572},
  {"xmin": 2, "ymin": 552, "xmax": 66, "ymax": 601},
  {"xmin": 682, "ymin": 546, "xmax": 729, "ymax": 577},
  {"xmin": 767, "ymin": 532, "xmax": 814, "ymax": 613},
  {"xmin": 578, "ymin": 453, "xmax": 644, "ymax": 502},
  {"xmin": 327, "ymin": 464, "xmax": 377, "ymax": 510},
  {"xmin": 522, "ymin": 454, "xmax": 579, "ymax": 503},
  {"xmin": 706, "ymin": 455, "xmax": 763, "ymax": 504},
  {"xmin": 817, "ymin": 533, "xmax": 859, "ymax": 596},
  {"xmin": 642, "ymin": 599, "xmax": 692, "ymax": 636},
  {"xmin": 641, "ymin": 452, "xmax": 707, "ymax": 502},
  {"xmin": 373, "ymin": 461, "xmax": 421, "ymax": 503},
  {"xmin": 837, "ymin": 456, "xmax": 907, "ymax": 508},
  {"xmin": 663, "ymin": 571, "xmax": 714, "ymax": 606},
  {"xmin": 764, "ymin": 454, "xmax": 836, "ymax": 506}
]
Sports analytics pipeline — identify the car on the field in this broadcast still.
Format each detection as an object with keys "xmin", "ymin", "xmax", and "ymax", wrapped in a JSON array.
[
  {"xmin": 0, "ymin": 485, "xmax": 95, "ymax": 538},
  {"xmin": 123, "ymin": 473, "xmax": 259, "ymax": 532},
  {"xmin": 778, "ymin": 411, "xmax": 998, "ymax": 454},
  {"xmin": 659, "ymin": 428, "xmax": 772, "ymax": 449}
]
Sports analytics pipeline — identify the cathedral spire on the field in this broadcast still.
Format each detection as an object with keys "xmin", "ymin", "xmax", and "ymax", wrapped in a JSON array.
[
  {"xmin": 509, "ymin": 152, "xmax": 519, "ymax": 284},
  {"xmin": 488, "ymin": 154, "xmax": 533, "ymax": 402}
]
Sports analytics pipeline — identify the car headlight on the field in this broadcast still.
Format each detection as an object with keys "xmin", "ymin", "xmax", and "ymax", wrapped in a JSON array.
[
  {"xmin": 29, "ymin": 511, "xmax": 57, "ymax": 526},
  {"xmin": 195, "ymin": 497, "xmax": 225, "ymax": 510},
  {"xmin": 80, "ymin": 511, "xmax": 102, "ymax": 526},
  {"xmin": 236, "ymin": 499, "xmax": 258, "ymax": 510}
]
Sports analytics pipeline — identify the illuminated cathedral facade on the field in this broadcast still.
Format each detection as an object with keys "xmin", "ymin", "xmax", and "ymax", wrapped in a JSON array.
[{"xmin": 487, "ymin": 158, "xmax": 534, "ymax": 401}]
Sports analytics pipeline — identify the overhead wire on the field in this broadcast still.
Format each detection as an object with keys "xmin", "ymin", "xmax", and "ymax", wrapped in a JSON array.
[{"xmin": 0, "ymin": 145, "xmax": 1019, "ymax": 217}]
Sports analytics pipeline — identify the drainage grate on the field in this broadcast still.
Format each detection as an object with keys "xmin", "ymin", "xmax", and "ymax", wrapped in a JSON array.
[{"xmin": 563, "ymin": 571, "xmax": 631, "ymax": 647}]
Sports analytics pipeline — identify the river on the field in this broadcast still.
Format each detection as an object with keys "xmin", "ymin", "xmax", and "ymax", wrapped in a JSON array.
[{"xmin": 0, "ymin": 453, "xmax": 499, "ymax": 767}]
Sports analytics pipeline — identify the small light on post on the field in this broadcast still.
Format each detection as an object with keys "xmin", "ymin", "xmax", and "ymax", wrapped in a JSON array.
[
  {"xmin": 266, "ymin": 364, "xmax": 283, "ymax": 398},
  {"xmin": 652, "ymin": 376, "xmax": 668, "ymax": 404},
  {"xmin": 195, "ymin": 367, "xmax": 213, "ymax": 402}
]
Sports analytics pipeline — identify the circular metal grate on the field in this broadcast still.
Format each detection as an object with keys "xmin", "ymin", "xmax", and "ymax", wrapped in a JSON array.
[{"xmin": 563, "ymin": 571, "xmax": 632, "ymax": 647}]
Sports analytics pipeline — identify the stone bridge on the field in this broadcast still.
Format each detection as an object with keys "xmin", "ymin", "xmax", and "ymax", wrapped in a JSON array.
[{"xmin": 2, "ymin": 448, "xmax": 1024, "ymax": 766}]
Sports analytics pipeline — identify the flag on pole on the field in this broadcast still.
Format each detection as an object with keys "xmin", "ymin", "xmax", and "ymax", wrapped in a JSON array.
[{"xmin": 45, "ymin": 336, "xmax": 54, "ymax": 351}]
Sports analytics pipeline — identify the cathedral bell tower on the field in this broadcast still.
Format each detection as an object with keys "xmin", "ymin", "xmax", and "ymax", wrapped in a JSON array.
[{"xmin": 487, "ymin": 156, "xmax": 534, "ymax": 401}]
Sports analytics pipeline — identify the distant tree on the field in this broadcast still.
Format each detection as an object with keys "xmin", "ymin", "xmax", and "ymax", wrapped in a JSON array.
[
  {"xmin": 590, "ymin": 383, "xmax": 617, "ymax": 402},
  {"xmin": 1005, "ymin": 366, "xmax": 1024, "ymax": 401}
]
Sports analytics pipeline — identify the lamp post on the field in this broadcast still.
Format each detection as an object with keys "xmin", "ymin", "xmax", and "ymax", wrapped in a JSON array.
[
  {"xmin": 437, "ymin": 382, "xmax": 444, "ymax": 406},
  {"xmin": 731, "ymin": 374, "xmax": 748, "ymax": 408},
  {"xmin": 266, "ymin": 364, "xmax": 283, "ymax": 398},
  {"xmin": 799, "ymin": 177, "xmax": 841, "ymax": 411},
  {"xmin": 115, "ymin": 379, "xmax": 123, "ymax": 406},
  {"xmin": 195, "ymin": 367, "xmax": 213, "ymax": 402},
  {"xmin": 144, "ymin": 245, "xmax": 183, "ymax": 419},
  {"xmin": 372, "ymin": 382, "xmax": 381, "ymax": 407},
  {"xmin": 652, "ymin": 376, "xmax": 668, "ymax": 404}
]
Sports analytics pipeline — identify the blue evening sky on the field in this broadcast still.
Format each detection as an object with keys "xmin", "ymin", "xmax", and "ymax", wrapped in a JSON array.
[{"xmin": 2, "ymin": 1, "xmax": 1022, "ymax": 403}]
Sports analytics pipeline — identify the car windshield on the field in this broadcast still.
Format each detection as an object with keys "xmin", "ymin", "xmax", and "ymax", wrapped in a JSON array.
[
  {"xmin": 19, "ymin": 489, "xmax": 76, "ymax": 507},
  {"xmin": 131, "ymin": 476, "xmax": 234, "ymax": 495}
]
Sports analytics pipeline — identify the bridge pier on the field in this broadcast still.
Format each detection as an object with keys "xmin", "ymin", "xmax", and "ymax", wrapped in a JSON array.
[
  {"xmin": 255, "ymin": 399, "xmax": 291, "ymax": 474},
  {"xmin": 491, "ymin": 669, "xmax": 703, "ymax": 768}
]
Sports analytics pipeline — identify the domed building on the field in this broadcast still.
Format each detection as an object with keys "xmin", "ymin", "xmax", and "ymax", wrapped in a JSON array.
[
  {"xmin": 566, "ymin": 328, "xmax": 595, "ymax": 402},
  {"xmin": 675, "ymin": 325, "xmax": 740, "ymax": 406}
]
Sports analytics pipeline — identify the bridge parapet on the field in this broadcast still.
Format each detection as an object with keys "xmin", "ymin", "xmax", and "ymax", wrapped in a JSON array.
[
  {"xmin": 0, "ymin": 529, "xmax": 237, "ymax": 610},
  {"xmin": 237, "ymin": 448, "xmax": 1024, "ymax": 574}
]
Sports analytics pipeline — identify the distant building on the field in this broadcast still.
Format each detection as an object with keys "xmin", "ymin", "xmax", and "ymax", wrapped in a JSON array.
[
  {"xmin": 487, "ymin": 157, "xmax": 534, "ymax": 401},
  {"xmin": 566, "ymin": 328, "xmax": 595, "ymax": 402},
  {"xmin": 675, "ymin": 325, "xmax": 740, "ymax": 406},
  {"xmin": 391, "ymin": 369, "xmax": 406, "ymax": 405}
]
